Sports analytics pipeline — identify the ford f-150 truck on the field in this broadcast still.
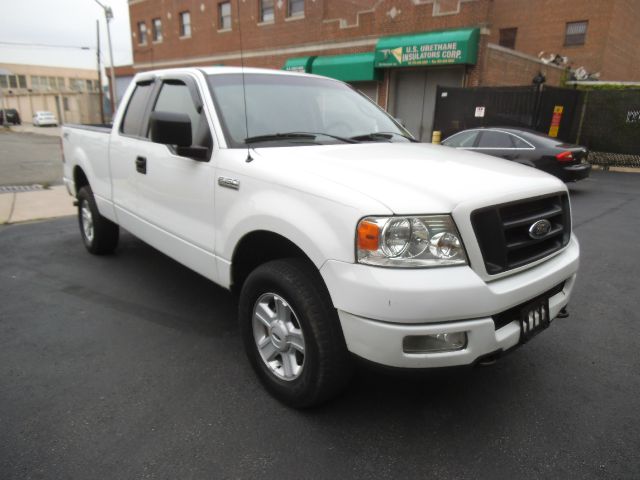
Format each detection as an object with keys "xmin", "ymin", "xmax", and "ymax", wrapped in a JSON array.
[{"xmin": 62, "ymin": 67, "xmax": 579, "ymax": 407}]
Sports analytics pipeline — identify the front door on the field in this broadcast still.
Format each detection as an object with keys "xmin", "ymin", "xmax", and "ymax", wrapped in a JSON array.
[{"xmin": 135, "ymin": 74, "xmax": 218, "ymax": 280}]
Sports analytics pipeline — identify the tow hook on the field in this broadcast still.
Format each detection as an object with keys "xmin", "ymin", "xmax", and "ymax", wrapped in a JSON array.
[{"xmin": 556, "ymin": 307, "xmax": 569, "ymax": 319}]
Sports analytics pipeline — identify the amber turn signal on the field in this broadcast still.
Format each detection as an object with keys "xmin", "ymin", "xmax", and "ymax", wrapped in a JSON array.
[{"xmin": 357, "ymin": 220, "xmax": 380, "ymax": 251}]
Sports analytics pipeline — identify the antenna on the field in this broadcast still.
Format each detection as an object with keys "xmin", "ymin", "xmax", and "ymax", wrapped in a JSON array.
[{"xmin": 236, "ymin": 0, "xmax": 253, "ymax": 162}]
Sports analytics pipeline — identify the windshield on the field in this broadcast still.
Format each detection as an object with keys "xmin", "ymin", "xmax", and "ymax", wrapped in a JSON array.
[{"xmin": 206, "ymin": 73, "xmax": 411, "ymax": 147}]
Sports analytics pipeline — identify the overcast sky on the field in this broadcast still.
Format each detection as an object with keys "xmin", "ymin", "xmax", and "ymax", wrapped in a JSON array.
[{"xmin": 0, "ymin": 0, "xmax": 133, "ymax": 71}]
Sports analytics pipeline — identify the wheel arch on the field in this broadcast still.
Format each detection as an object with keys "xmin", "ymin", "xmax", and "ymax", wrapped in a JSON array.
[
  {"xmin": 230, "ymin": 230, "xmax": 318, "ymax": 296},
  {"xmin": 73, "ymin": 165, "xmax": 90, "ymax": 195}
]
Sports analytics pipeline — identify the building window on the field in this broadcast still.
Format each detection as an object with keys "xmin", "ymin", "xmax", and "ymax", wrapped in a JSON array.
[
  {"xmin": 499, "ymin": 28, "xmax": 517, "ymax": 49},
  {"xmin": 219, "ymin": 2, "xmax": 231, "ymax": 29},
  {"xmin": 137, "ymin": 22, "xmax": 147, "ymax": 44},
  {"xmin": 63, "ymin": 97, "xmax": 70, "ymax": 111},
  {"xmin": 30, "ymin": 76, "xmax": 39, "ymax": 89},
  {"xmin": 152, "ymin": 18, "xmax": 162, "ymax": 42},
  {"xmin": 565, "ymin": 21, "xmax": 588, "ymax": 46},
  {"xmin": 179, "ymin": 11, "xmax": 191, "ymax": 37},
  {"xmin": 70, "ymin": 78, "xmax": 84, "ymax": 92},
  {"xmin": 18, "ymin": 75, "xmax": 27, "ymax": 88},
  {"xmin": 49, "ymin": 77, "xmax": 57, "ymax": 89},
  {"xmin": 260, "ymin": 0, "xmax": 274, "ymax": 22},
  {"xmin": 86, "ymin": 79, "xmax": 94, "ymax": 91},
  {"xmin": 287, "ymin": 0, "xmax": 304, "ymax": 17},
  {"xmin": 0, "ymin": 75, "xmax": 7, "ymax": 89},
  {"xmin": 57, "ymin": 77, "xmax": 65, "ymax": 89},
  {"xmin": 8, "ymin": 75, "xmax": 18, "ymax": 89}
]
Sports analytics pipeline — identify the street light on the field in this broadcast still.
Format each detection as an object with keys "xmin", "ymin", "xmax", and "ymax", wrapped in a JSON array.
[{"xmin": 93, "ymin": 0, "xmax": 117, "ymax": 114}]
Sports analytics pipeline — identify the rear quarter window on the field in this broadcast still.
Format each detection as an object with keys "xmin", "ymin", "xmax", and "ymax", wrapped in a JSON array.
[{"xmin": 121, "ymin": 83, "xmax": 153, "ymax": 136}]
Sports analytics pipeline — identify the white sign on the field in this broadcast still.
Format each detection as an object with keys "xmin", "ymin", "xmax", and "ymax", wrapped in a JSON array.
[{"xmin": 475, "ymin": 106, "xmax": 485, "ymax": 118}]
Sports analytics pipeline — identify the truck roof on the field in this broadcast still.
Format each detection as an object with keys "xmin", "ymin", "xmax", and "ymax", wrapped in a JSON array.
[{"xmin": 133, "ymin": 66, "xmax": 329, "ymax": 81}]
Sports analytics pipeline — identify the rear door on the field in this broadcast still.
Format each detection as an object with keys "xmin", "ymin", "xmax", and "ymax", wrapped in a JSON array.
[
  {"xmin": 473, "ymin": 130, "xmax": 516, "ymax": 160},
  {"xmin": 110, "ymin": 78, "xmax": 155, "ymax": 224}
]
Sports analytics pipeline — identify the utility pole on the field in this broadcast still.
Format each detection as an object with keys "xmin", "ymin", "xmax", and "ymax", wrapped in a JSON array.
[
  {"xmin": 0, "ymin": 87, "xmax": 7, "ymax": 127},
  {"xmin": 96, "ymin": 19, "xmax": 105, "ymax": 124},
  {"xmin": 93, "ymin": 0, "xmax": 117, "ymax": 114}
]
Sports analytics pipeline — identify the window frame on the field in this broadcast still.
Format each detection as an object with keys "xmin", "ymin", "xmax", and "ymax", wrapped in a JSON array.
[
  {"xmin": 179, "ymin": 11, "xmax": 191, "ymax": 38},
  {"xmin": 498, "ymin": 27, "xmax": 517, "ymax": 50},
  {"xmin": 564, "ymin": 20, "xmax": 588, "ymax": 46},
  {"xmin": 287, "ymin": 0, "xmax": 304, "ymax": 18},
  {"xmin": 137, "ymin": 21, "xmax": 147, "ymax": 45},
  {"xmin": 218, "ymin": 2, "xmax": 232, "ymax": 30},
  {"xmin": 259, "ymin": 0, "xmax": 274, "ymax": 23},
  {"xmin": 152, "ymin": 17, "xmax": 163, "ymax": 42}
]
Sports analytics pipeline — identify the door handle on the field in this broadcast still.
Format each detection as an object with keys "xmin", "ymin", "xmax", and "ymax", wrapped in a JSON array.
[{"xmin": 135, "ymin": 156, "xmax": 147, "ymax": 174}]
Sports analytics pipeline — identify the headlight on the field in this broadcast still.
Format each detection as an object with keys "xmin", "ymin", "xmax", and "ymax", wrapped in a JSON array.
[{"xmin": 356, "ymin": 215, "xmax": 467, "ymax": 267}]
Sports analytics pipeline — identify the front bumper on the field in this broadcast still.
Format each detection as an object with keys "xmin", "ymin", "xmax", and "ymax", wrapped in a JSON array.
[{"xmin": 320, "ymin": 236, "xmax": 579, "ymax": 368}]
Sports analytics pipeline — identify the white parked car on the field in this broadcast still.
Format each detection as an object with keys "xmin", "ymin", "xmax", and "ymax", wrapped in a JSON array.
[
  {"xmin": 33, "ymin": 111, "xmax": 58, "ymax": 127},
  {"xmin": 61, "ymin": 67, "xmax": 580, "ymax": 407}
]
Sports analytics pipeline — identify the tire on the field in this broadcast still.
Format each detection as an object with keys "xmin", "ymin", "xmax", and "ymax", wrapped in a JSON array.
[
  {"xmin": 77, "ymin": 185, "xmax": 119, "ymax": 255},
  {"xmin": 239, "ymin": 258, "xmax": 353, "ymax": 408}
]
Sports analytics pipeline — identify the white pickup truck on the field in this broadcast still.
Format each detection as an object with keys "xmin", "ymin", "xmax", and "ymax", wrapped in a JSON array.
[{"xmin": 62, "ymin": 67, "xmax": 579, "ymax": 407}]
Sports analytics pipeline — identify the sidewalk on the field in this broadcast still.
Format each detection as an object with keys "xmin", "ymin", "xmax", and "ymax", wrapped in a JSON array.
[{"xmin": 0, "ymin": 185, "xmax": 76, "ymax": 225}]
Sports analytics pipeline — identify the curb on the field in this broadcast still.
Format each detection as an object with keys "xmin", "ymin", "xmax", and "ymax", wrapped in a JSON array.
[
  {"xmin": 591, "ymin": 165, "xmax": 640, "ymax": 174},
  {"xmin": 0, "ymin": 185, "xmax": 76, "ymax": 225}
]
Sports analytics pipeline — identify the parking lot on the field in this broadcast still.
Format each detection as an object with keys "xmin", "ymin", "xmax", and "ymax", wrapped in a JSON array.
[
  {"xmin": 0, "ymin": 170, "xmax": 639, "ymax": 479},
  {"xmin": 0, "ymin": 129, "xmax": 63, "ymax": 187}
]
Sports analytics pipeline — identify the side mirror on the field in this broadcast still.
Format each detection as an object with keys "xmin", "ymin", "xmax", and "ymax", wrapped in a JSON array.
[
  {"xmin": 149, "ymin": 111, "xmax": 209, "ymax": 161},
  {"xmin": 150, "ymin": 111, "xmax": 191, "ymax": 147}
]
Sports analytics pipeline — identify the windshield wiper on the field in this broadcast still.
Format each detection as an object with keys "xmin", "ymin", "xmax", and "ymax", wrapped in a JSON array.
[
  {"xmin": 244, "ymin": 132, "xmax": 357, "ymax": 145},
  {"xmin": 349, "ymin": 131, "xmax": 419, "ymax": 143}
]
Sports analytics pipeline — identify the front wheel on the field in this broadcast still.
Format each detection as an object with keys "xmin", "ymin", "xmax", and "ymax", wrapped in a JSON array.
[
  {"xmin": 77, "ymin": 185, "xmax": 119, "ymax": 254},
  {"xmin": 239, "ymin": 258, "xmax": 352, "ymax": 408}
]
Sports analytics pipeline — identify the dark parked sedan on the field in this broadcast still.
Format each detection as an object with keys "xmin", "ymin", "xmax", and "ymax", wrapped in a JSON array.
[
  {"xmin": 442, "ymin": 127, "xmax": 591, "ymax": 182},
  {"xmin": 0, "ymin": 108, "xmax": 22, "ymax": 125}
]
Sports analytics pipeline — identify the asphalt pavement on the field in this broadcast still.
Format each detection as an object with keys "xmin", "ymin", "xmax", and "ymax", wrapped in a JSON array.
[
  {"xmin": 0, "ymin": 129, "xmax": 63, "ymax": 187},
  {"xmin": 0, "ymin": 171, "xmax": 639, "ymax": 479}
]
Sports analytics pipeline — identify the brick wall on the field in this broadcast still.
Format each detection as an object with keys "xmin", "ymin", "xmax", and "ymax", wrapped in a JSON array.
[
  {"xmin": 600, "ymin": 0, "xmax": 640, "ymax": 81},
  {"xmin": 482, "ymin": 44, "xmax": 565, "ymax": 87},
  {"xmin": 129, "ymin": 0, "xmax": 490, "ymax": 70},
  {"xmin": 487, "ymin": 0, "xmax": 640, "ymax": 81}
]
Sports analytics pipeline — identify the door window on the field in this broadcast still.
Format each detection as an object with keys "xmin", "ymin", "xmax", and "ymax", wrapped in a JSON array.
[
  {"xmin": 152, "ymin": 81, "xmax": 212, "ymax": 149},
  {"xmin": 443, "ymin": 130, "xmax": 478, "ymax": 148},
  {"xmin": 477, "ymin": 130, "xmax": 512, "ymax": 148},
  {"xmin": 509, "ymin": 134, "xmax": 534, "ymax": 149}
]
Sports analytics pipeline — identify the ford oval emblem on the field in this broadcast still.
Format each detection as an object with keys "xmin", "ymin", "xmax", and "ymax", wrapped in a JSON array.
[{"xmin": 529, "ymin": 219, "xmax": 552, "ymax": 239}]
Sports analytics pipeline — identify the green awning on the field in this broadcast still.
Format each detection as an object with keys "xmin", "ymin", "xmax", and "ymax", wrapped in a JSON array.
[
  {"xmin": 375, "ymin": 27, "xmax": 480, "ymax": 68},
  {"xmin": 311, "ymin": 52, "xmax": 381, "ymax": 82},
  {"xmin": 282, "ymin": 56, "xmax": 316, "ymax": 73}
]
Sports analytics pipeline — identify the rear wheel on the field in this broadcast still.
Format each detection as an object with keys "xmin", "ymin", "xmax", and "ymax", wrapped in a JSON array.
[
  {"xmin": 77, "ymin": 185, "xmax": 119, "ymax": 254},
  {"xmin": 239, "ymin": 258, "xmax": 352, "ymax": 408}
]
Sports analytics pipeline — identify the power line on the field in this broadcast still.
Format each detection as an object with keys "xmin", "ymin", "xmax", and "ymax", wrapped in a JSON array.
[{"xmin": 0, "ymin": 40, "xmax": 91, "ymax": 50}]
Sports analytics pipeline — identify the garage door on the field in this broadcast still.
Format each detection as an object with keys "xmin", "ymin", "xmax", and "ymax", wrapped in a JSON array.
[{"xmin": 390, "ymin": 67, "xmax": 463, "ymax": 141}]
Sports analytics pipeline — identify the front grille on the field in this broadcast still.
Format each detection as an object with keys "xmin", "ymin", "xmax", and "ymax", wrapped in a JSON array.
[{"xmin": 471, "ymin": 193, "xmax": 571, "ymax": 275}]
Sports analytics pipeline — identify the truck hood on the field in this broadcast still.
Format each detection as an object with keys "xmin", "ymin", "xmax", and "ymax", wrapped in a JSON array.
[{"xmin": 253, "ymin": 142, "xmax": 565, "ymax": 214}]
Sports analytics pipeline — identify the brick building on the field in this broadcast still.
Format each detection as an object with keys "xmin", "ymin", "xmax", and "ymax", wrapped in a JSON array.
[{"xmin": 125, "ymin": 0, "xmax": 640, "ymax": 140}]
